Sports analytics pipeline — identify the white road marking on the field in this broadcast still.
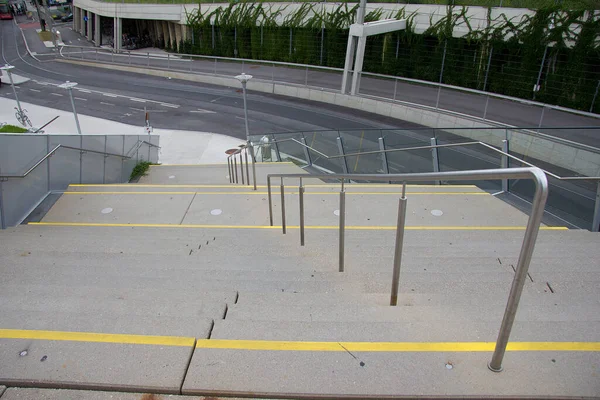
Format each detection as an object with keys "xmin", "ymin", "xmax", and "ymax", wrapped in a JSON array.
[
  {"xmin": 29, "ymin": 89, "xmax": 41, "ymax": 92},
  {"xmin": 103, "ymin": 93, "xmax": 118, "ymax": 98},
  {"xmin": 130, "ymin": 98, "xmax": 147, "ymax": 103},
  {"xmin": 159, "ymin": 103, "xmax": 179, "ymax": 108},
  {"xmin": 100, "ymin": 102, "xmax": 115, "ymax": 106},
  {"xmin": 50, "ymin": 93, "xmax": 63, "ymax": 97},
  {"xmin": 77, "ymin": 89, "xmax": 91, "ymax": 93},
  {"xmin": 190, "ymin": 109, "xmax": 216, "ymax": 114},
  {"xmin": 74, "ymin": 97, "xmax": 87, "ymax": 101}
]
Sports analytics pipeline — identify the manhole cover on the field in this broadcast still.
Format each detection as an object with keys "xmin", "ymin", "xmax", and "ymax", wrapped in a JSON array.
[
  {"xmin": 431, "ymin": 209, "xmax": 443, "ymax": 217},
  {"xmin": 210, "ymin": 209, "xmax": 223, "ymax": 216},
  {"xmin": 101, "ymin": 208, "xmax": 113, "ymax": 214}
]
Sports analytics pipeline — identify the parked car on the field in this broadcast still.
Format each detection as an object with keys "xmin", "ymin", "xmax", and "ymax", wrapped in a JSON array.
[{"xmin": 61, "ymin": 12, "xmax": 72, "ymax": 22}]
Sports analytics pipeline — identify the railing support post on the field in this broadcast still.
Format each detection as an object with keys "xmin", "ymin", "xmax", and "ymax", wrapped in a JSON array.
[
  {"xmin": 501, "ymin": 140, "xmax": 509, "ymax": 193},
  {"xmin": 244, "ymin": 147, "xmax": 250, "ymax": 187},
  {"xmin": 268, "ymin": 177, "xmax": 274, "ymax": 226},
  {"xmin": 239, "ymin": 153, "xmax": 245, "ymax": 185},
  {"xmin": 249, "ymin": 144, "xmax": 257, "ymax": 191},
  {"xmin": 339, "ymin": 181, "xmax": 346, "ymax": 272},
  {"xmin": 272, "ymin": 134, "xmax": 282, "ymax": 162},
  {"xmin": 378, "ymin": 137, "xmax": 389, "ymax": 175},
  {"xmin": 280, "ymin": 179, "xmax": 286, "ymax": 234},
  {"xmin": 299, "ymin": 178, "xmax": 305, "ymax": 246},
  {"xmin": 489, "ymin": 169, "xmax": 548, "ymax": 372},
  {"xmin": 234, "ymin": 156, "xmax": 238, "ymax": 183},
  {"xmin": 301, "ymin": 136, "xmax": 312, "ymax": 166},
  {"xmin": 227, "ymin": 157, "xmax": 232, "ymax": 183},
  {"xmin": 337, "ymin": 136, "xmax": 349, "ymax": 174},
  {"xmin": 592, "ymin": 181, "xmax": 600, "ymax": 232},
  {"xmin": 390, "ymin": 183, "xmax": 407, "ymax": 306},
  {"xmin": 430, "ymin": 137, "xmax": 440, "ymax": 185}
]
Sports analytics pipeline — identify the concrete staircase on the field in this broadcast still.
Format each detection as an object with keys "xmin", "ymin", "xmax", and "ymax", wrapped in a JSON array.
[{"xmin": 0, "ymin": 162, "xmax": 598, "ymax": 399}]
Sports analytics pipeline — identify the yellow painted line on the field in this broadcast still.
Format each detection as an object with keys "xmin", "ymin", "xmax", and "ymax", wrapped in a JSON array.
[
  {"xmin": 62, "ymin": 191, "xmax": 489, "ymax": 196},
  {"xmin": 69, "ymin": 184, "xmax": 478, "ymax": 189},
  {"xmin": 0, "ymin": 329, "xmax": 194, "ymax": 347},
  {"xmin": 29, "ymin": 222, "xmax": 569, "ymax": 231},
  {"xmin": 196, "ymin": 339, "xmax": 600, "ymax": 352},
  {"xmin": 69, "ymin": 184, "xmax": 270, "ymax": 188}
]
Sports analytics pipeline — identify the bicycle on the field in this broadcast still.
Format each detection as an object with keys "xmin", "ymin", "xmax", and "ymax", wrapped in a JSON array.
[{"xmin": 15, "ymin": 107, "xmax": 31, "ymax": 127}]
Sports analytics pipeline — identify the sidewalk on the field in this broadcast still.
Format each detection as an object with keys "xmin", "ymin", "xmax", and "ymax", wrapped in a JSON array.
[{"xmin": 0, "ymin": 97, "xmax": 243, "ymax": 164}]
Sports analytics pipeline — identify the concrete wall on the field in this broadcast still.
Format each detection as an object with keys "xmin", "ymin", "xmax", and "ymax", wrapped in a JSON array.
[{"xmin": 0, "ymin": 134, "xmax": 160, "ymax": 229}]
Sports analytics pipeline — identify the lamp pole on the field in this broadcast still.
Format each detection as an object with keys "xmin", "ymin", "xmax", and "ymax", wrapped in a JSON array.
[
  {"xmin": 235, "ymin": 73, "xmax": 256, "ymax": 190},
  {"xmin": 1, "ymin": 65, "xmax": 24, "ymax": 122},
  {"xmin": 59, "ymin": 81, "xmax": 82, "ymax": 135}
]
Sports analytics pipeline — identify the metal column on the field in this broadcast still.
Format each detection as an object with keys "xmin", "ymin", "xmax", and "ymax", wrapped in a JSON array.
[
  {"xmin": 390, "ymin": 184, "xmax": 407, "ymax": 306},
  {"xmin": 337, "ymin": 136, "xmax": 349, "ymax": 174},
  {"xmin": 378, "ymin": 137, "xmax": 389, "ymax": 174},
  {"xmin": 430, "ymin": 138, "xmax": 440, "ymax": 185},
  {"xmin": 501, "ymin": 140, "xmax": 509, "ymax": 193},
  {"xmin": 592, "ymin": 181, "xmax": 600, "ymax": 232}
]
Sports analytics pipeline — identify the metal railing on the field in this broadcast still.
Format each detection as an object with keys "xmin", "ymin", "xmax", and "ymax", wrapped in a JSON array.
[
  {"xmin": 226, "ymin": 143, "xmax": 257, "ymax": 190},
  {"xmin": 58, "ymin": 45, "xmax": 600, "ymax": 133},
  {"xmin": 0, "ymin": 139, "xmax": 160, "ymax": 229},
  {"xmin": 267, "ymin": 167, "xmax": 549, "ymax": 373},
  {"xmin": 251, "ymin": 132, "xmax": 600, "ymax": 231}
]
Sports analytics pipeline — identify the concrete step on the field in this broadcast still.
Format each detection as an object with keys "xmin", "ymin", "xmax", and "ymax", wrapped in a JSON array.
[
  {"xmin": 225, "ymin": 303, "xmax": 600, "ymax": 323},
  {"xmin": 65, "ymin": 182, "xmax": 485, "ymax": 194},
  {"xmin": 138, "ymin": 162, "xmax": 307, "ymax": 185},
  {"xmin": 0, "ymin": 388, "xmax": 207, "ymax": 400},
  {"xmin": 211, "ymin": 319, "xmax": 600, "ymax": 342},
  {"xmin": 182, "ymin": 347, "xmax": 599, "ymax": 397}
]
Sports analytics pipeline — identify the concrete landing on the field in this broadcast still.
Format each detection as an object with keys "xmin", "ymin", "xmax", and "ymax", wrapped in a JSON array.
[{"xmin": 0, "ymin": 388, "xmax": 223, "ymax": 399}]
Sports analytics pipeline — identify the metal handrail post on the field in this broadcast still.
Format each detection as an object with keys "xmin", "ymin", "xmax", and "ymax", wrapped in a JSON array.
[
  {"xmin": 301, "ymin": 136, "xmax": 312, "ymax": 166},
  {"xmin": 430, "ymin": 137, "xmax": 441, "ymax": 185},
  {"xmin": 299, "ymin": 178, "xmax": 305, "ymax": 246},
  {"xmin": 227, "ymin": 157, "xmax": 232, "ymax": 183},
  {"xmin": 390, "ymin": 183, "xmax": 408, "ymax": 306},
  {"xmin": 250, "ymin": 144, "xmax": 257, "ymax": 190},
  {"xmin": 268, "ymin": 177, "xmax": 273, "ymax": 226},
  {"xmin": 592, "ymin": 181, "xmax": 600, "ymax": 232},
  {"xmin": 234, "ymin": 156, "xmax": 238, "ymax": 183},
  {"xmin": 501, "ymin": 140, "xmax": 509, "ymax": 193},
  {"xmin": 240, "ymin": 153, "xmax": 245, "ymax": 185},
  {"xmin": 280, "ymin": 178, "xmax": 286, "ymax": 234},
  {"xmin": 245, "ymin": 147, "xmax": 250, "ymax": 187},
  {"xmin": 339, "ymin": 179, "xmax": 346, "ymax": 272},
  {"xmin": 489, "ymin": 168, "xmax": 548, "ymax": 372},
  {"xmin": 272, "ymin": 134, "xmax": 282, "ymax": 162},
  {"xmin": 337, "ymin": 136, "xmax": 349, "ymax": 174},
  {"xmin": 378, "ymin": 137, "xmax": 390, "ymax": 175}
]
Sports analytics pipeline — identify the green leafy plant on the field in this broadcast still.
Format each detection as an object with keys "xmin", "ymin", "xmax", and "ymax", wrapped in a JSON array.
[
  {"xmin": 129, "ymin": 161, "xmax": 153, "ymax": 182},
  {"xmin": 0, "ymin": 124, "xmax": 28, "ymax": 133}
]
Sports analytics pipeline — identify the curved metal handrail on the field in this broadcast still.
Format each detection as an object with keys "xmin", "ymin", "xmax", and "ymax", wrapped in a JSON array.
[
  {"xmin": 266, "ymin": 167, "xmax": 548, "ymax": 374},
  {"xmin": 0, "ymin": 141, "xmax": 160, "ymax": 179}
]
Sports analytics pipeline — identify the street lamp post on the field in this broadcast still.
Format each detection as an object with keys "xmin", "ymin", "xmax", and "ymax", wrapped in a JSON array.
[
  {"xmin": 235, "ymin": 73, "xmax": 257, "ymax": 190},
  {"xmin": 1, "ymin": 64, "xmax": 29, "ymax": 127},
  {"xmin": 59, "ymin": 81, "xmax": 82, "ymax": 135}
]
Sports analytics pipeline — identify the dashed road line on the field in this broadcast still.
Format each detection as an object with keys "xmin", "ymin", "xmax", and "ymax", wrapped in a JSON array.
[
  {"xmin": 100, "ymin": 102, "xmax": 115, "ymax": 106},
  {"xmin": 190, "ymin": 109, "xmax": 216, "ymax": 114},
  {"xmin": 130, "ymin": 98, "xmax": 147, "ymax": 103},
  {"xmin": 103, "ymin": 93, "xmax": 118, "ymax": 98},
  {"xmin": 50, "ymin": 93, "xmax": 63, "ymax": 97},
  {"xmin": 160, "ymin": 103, "xmax": 179, "ymax": 108},
  {"xmin": 29, "ymin": 89, "xmax": 41, "ymax": 92},
  {"xmin": 74, "ymin": 97, "xmax": 87, "ymax": 101}
]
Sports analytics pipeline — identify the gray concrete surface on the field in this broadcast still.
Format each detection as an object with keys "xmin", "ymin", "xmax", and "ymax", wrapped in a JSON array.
[
  {"xmin": 0, "ymin": 387, "xmax": 237, "ymax": 399},
  {"xmin": 0, "ymin": 341, "xmax": 193, "ymax": 394},
  {"xmin": 183, "ymin": 349, "xmax": 600, "ymax": 397}
]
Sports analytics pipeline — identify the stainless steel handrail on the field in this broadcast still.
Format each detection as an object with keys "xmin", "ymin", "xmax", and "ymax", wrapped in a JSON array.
[
  {"xmin": 226, "ymin": 143, "xmax": 257, "ymax": 190},
  {"xmin": 257, "ymin": 138, "xmax": 600, "ymax": 182},
  {"xmin": 125, "ymin": 139, "xmax": 161, "ymax": 158},
  {"xmin": 266, "ymin": 167, "xmax": 549, "ymax": 373}
]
